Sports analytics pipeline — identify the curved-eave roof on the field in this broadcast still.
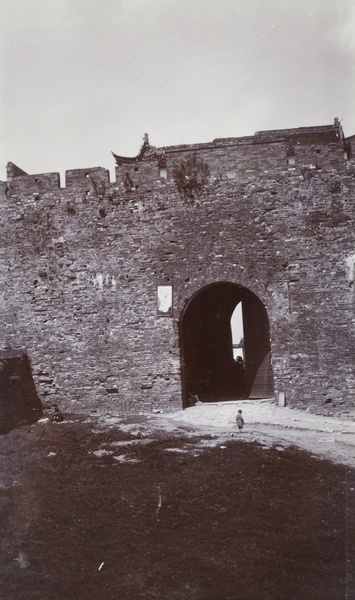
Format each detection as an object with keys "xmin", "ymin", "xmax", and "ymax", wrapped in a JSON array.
[{"xmin": 112, "ymin": 136, "xmax": 149, "ymax": 165}]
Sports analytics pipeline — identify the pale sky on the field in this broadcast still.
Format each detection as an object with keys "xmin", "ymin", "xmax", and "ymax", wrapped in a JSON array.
[{"xmin": 1, "ymin": 0, "xmax": 354, "ymax": 182}]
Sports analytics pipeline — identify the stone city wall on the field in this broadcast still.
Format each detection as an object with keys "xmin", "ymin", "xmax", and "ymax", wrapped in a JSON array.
[{"xmin": 0, "ymin": 122, "xmax": 354, "ymax": 414}]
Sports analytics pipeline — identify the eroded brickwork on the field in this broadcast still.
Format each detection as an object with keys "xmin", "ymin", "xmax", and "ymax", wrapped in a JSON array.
[{"xmin": 0, "ymin": 121, "xmax": 354, "ymax": 413}]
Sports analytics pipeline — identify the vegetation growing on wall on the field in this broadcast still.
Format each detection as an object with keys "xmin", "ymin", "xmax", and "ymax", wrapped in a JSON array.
[
  {"xmin": 19, "ymin": 205, "xmax": 55, "ymax": 253},
  {"xmin": 173, "ymin": 154, "xmax": 210, "ymax": 202}
]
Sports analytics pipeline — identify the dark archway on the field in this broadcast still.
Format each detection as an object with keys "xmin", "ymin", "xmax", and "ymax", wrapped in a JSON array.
[{"xmin": 180, "ymin": 282, "xmax": 274, "ymax": 407}]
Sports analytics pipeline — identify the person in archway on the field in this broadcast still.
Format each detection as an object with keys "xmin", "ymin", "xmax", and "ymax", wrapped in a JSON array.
[
  {"xmin": 186, "ymin": 393, "xmax": 199, "ymax": 408},
  {"xmin": 234, "ymin": 356, "xmax": 246, "ymax": 398}
]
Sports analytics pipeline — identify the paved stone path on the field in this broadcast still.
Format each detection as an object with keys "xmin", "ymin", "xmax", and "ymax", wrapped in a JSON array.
[
  {"xmin": 167, "ymin": 399, "xmax": 355, "ymax": 434},
  {"xmin": 94, "ymin": 400, "xmax": 355, "ymax": 467},
  {"xmin": 155, "ymin": 400, "xmax": 355, "ymax": 467}
]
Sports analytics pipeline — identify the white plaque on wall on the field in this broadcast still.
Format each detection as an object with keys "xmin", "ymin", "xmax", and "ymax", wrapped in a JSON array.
[{"xmin": 157, "ymin": 285, "xmax": 173, "ymax": 316}]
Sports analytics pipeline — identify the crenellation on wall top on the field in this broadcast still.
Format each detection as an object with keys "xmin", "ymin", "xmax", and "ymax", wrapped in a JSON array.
[
  {"xmin": 4, "ymin": 169, "xmax": 61, "ymax": 191},
  {"xmin": 2, "ymin": 122, "xmax": 352, "ymax": 194},
  {"xmin": 65, "ymin": 167, "xmax": 110, "ymax": 188}
]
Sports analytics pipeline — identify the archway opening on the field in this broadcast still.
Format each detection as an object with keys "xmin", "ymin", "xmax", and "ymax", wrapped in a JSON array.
[
  {"xmin": 180, "ymin": 282, "xmax": 274, "ymax": 408},
  {"xmin": 231, "ymin": 302, "xmax": 244, "ymax": 360}
]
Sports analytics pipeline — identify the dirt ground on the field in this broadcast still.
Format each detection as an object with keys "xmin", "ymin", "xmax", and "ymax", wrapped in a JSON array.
[{"xmin": 1, "ymin": 412, "xmax": 355, "ymax": 600}]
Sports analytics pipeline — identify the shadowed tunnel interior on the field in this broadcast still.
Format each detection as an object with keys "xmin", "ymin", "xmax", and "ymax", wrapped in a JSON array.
[{"xmin": 180, "ymin": 282, "xmax": 274, "ymax": 407}]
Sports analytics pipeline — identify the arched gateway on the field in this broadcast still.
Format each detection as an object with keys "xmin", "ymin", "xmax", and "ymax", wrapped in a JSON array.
[
  {"xmin": 2, "ymin": 121, "xmax": 353, "ymax": 414},
  {"xmin": 180, "ymin": 282, "xmax": 274, "ymax": 408}
]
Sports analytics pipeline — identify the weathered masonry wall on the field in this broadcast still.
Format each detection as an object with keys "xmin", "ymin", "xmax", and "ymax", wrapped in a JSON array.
[{"xmin": 0, "ymin": 121, "xmax": 354, "ymax": 414}]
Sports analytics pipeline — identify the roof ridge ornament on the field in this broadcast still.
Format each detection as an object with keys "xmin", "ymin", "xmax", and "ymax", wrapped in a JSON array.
[{"xmin": 334, "ymin": 117, "xmax": 344, "ymax": 140}]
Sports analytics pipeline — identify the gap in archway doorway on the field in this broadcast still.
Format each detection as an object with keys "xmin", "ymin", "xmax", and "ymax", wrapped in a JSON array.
[
  {"xmin": 231, "ymin": 302, "xmax": 244, "ymax": 361},
  {"xmin": 180, "ymin": 282, "xmax": 274, "ymax": 408}
]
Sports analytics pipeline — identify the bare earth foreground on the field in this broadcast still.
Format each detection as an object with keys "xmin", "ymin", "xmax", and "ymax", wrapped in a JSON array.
[{"xmin": 1, "ymin": 400, "xmax": 355, "ymax": 600}]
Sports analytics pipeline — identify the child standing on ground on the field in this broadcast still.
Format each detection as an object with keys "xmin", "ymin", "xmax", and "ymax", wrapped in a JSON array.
[{"xmin": 236, "ymin": 409, "xmax": 244, "ymax": 432}]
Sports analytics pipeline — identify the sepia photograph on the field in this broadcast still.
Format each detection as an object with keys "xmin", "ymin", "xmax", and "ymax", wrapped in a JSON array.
[{"xmin": 0, "ymin": 1, "xmax": 354, "ymax": 598}]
